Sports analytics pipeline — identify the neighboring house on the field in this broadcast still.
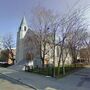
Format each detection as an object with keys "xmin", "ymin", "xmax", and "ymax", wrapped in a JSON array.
[
  {"xmin": 80, "ymin": 47, "xmax": 90, "ymax": 63},
  {"xmin": 0, "ymin": 49, "xmax": 16, "ymax": 65},
  {"xmin": 8, "ymin": 48, "xmax": 16, "ymax": 64},
  {"xmin": 16, "ymin": 17, "xmax": 72, "ymax": 70}
]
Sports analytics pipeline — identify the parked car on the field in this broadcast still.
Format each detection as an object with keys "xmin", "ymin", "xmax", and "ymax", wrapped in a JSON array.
[{"xmin": 25, "ymin": 65, "xmax": 33, "ymax": 72}]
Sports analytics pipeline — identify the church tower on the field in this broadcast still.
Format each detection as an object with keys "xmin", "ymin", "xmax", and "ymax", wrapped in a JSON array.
[{"xmin": 16, "ymin": 16, "xmax": 28, "ymax": 64}]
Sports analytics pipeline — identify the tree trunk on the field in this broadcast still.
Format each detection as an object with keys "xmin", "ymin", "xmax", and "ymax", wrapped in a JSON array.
[
  {"xmin": 52, "ymin": 43, "xmax": 56, "ymax": 77},
  {"xmin": 42, "ymin": 58, "xmax": 45, "ymax": 68},
  {"xmin": 57, "ymin": 54, "xmax": 61, "ymax": 77},
  {"xmin": 57, "ymin": 46, "xmax": 63, "ymax": 77},
  {"xmin": 57, "ymin": 64, "xmax": 60, "ymax": 77},
  {"xmin": 62, "ymin": 61, "xmax": 65, "ymax": 75},
  {"xmin": 52, "ymin": 60, "xmax": 55, "ymax": 77}
]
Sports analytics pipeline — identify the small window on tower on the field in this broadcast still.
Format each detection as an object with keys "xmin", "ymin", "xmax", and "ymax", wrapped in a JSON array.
[
  {"xmin": 19, "ymin": 26, "xmax": 21, "ymax": 30},
  {"xmin": 24, "ymin": 26, "xmax": 26, "ymax": 31}
]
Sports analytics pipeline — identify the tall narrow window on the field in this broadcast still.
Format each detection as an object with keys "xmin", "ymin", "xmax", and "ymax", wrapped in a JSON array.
[
  {"xmin": 19, "ymin": 26, "xmax": 21, "ymax": 30},
  {"xmin": 24, "ymin": 26, "xmax": 26, "ymax": 31}
]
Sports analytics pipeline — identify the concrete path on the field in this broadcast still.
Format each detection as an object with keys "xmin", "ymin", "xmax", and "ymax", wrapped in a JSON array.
[
  {"xmin": 0, "ymin": 73, "xmax": 34, "ymax": 90},
  {"xmin": 0, "ymin": 66, "xmax": 90, "ymax": 90}
]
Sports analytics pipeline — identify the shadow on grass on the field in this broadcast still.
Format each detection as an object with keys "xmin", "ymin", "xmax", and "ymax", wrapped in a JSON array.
[{"xmin": 29, "ymin": 64, "xmax": 85, "ymax": 78}]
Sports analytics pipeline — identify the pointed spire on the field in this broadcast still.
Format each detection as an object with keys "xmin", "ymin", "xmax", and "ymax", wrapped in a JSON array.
[{"xmin": 20, "ymin": 16, "xmax": 27, "ymax": 27}]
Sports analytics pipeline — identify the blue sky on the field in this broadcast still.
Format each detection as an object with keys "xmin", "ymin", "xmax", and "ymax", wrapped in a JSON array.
[{"xmin": 0, "ymin": 0, "xmax": 90, "ymax": 42}]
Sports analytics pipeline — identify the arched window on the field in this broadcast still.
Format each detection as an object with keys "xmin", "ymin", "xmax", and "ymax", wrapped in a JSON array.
[
  {"xmin": 19, "ymin": 26, "xmax": 21, "ymax": 30},
  {"xmin": 24, "ymin": 26, "xmax": 26, "ymax": 31}
]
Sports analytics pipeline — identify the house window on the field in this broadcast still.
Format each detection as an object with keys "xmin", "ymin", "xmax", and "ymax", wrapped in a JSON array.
[{"xmin": 24, "ymin": 26, "xmax": 26, "ymax": 31}]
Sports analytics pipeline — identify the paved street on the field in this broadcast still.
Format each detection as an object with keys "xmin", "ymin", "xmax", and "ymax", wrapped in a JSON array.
[
  {"xmin": 0, "ymin": 66, "xmax": 90, "ymax": 90},
  {"xmin": 0, "ymin": 73, "xmax": 34, "ymax": 90}
]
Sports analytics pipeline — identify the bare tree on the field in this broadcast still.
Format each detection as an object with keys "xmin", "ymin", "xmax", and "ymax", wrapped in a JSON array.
[
  {"xmin": 57, "ymin": 16, "xmax": 71, "ymax": 76},
  {"xmin": 32, "ymin": 6, "xmax": 58, "ymax": 69},
  {"xmin": 50, "ymin": 22, "xmax": 59, "ymax": 77},
  {"xmin": 84, "ymin": 32, "xmax": 90, "ymax": 62},
  {"xmin": 67, "ymin": 12, "xmax": 87, "ymax": 64},
  {"xmin": 32, "ymin": 6, "xmax": 88, "ymax": 76},
  {"xmin": 57, "ymin": 9, "xmax": 88, "ymax": 76},
  {"xmin": 3, "ymin": 33, "xmax": 15, "ymax": 64}
]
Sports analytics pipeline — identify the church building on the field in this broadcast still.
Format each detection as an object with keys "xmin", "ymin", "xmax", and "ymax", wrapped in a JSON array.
[
  {"xmin": 16, "ymin": 17, "xmax": 72, "ymax": 70},
  {"xmin": 16, "ymin": 17, "xmax": 41, "ymax": 70}
]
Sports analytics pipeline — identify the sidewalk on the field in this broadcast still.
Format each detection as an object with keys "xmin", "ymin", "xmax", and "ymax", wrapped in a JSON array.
[{"xmin": 0, "ymin": 67, "xmax": 90, "ymax": 90}]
